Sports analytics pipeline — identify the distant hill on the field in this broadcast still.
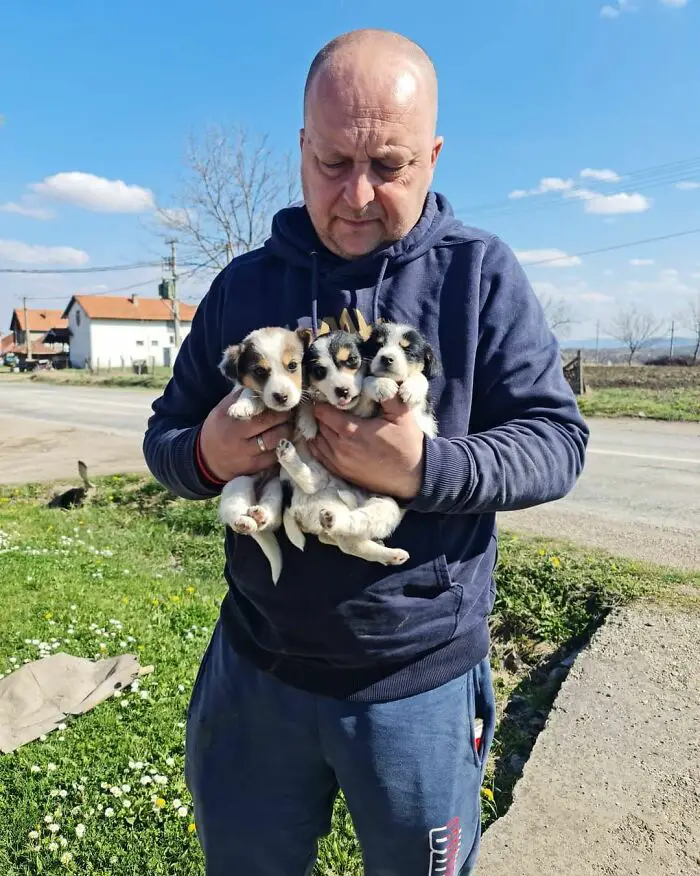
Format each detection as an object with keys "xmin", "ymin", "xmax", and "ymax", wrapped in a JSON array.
[{"xmin": 562, "ymin": 336, "xmax": 694, "ymax": 351}]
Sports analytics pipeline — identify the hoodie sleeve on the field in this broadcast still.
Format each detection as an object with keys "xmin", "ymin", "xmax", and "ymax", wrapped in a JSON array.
[
  {"xmin": 408, "ymin": 236, "xmax": 589, "ymax": 516},
  {"xmin": 142, "ymin": 272, "xmax": 231, "ymax": 500}
]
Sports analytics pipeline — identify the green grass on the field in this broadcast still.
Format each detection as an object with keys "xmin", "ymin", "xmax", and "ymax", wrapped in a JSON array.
[
  {"xmin": 0, "ymin": 476, "xmax": 696, "ymax": 875},
  {"xmin": 0, "ymin": 367, "xmax": 171, "ymax": 390},
  {"xmin": 577, "ymin": 386, "xmax": 700, "ymax": 422}
]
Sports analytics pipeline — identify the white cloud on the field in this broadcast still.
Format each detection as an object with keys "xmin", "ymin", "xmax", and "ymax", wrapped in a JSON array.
[
  {"xmin": 675, "ymin": 181, "xmax": 700, "ymax": 190},
  {"xmin": 660, "ymin": 0, "xmax": 688, "ymax": 7},
  {"xmin": 580, "ymin": 168, "xmax": 621, "ymax": 182},
  {"xmin": 0, "ymin": 201, "xmax": 56, "ymax": 220},
  {"xmin": 629, "ymin": 258, "xmax": 655, "ymax": 266},
  {"xmin": 0, "ymin": 239, "xmax": 89, "ymax": 266},
  {"xmin": 156, "ymin": 207, "xmax": 191, "ymax": 226},
  {"xmin": 600, "ymin": 4, "xmax": 621, "ymax": 16},
  {"xmin": 515, "ymin": 248, "xmax": 582, "ymax": 268},
  {"xmin": 533, "ymin": 280, "xmax": 613, "ymax": 304},
  {"xmin": 508, "ymin": 177, "xmax": 574, "ymax": 199},
  {"xmin": 584, "ymin": 192, "xmax": 652, "ymax": 215},
  {"xmin": 508, "ymin": 189, "xmax": 529, "ymax": 200},
  {"xmin": 30, "ymin": 172, "xmax": 155, "ymax": 213}
]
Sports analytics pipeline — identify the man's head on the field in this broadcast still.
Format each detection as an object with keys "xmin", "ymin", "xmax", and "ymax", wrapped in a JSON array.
[{"xmin": 300, "ymin": 29, "xmax": 443, "ymax": 260}]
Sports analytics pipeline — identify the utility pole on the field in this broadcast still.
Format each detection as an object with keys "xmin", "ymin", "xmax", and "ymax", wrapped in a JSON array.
[
  {"xmin": 166, "ymin": 239, "xmax": 181, "ymax": 349},
  {"xmin": 669, "ymin": 320, "xmax": 675, "ymax": 358},
  {"xmin": 23, "ymin": 296, "xmax": 33, "ymax": 361},
  {"xmin": 595, "ymin": 320, "xmax": 600, "ymax": 364}
]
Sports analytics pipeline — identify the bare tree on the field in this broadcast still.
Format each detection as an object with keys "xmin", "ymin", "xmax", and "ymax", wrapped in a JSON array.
[
  {"xmin": 606, "ymin": 305, "xmax": 662, "ymax": 365},
  {"xmin": 680, "ymin": 295, "xmax": 700, "ymax": 363},
  {"xmin": 538, "ymin": 293, "xmax": 575, "ymax": 338},
  {"xmin": 156, "ymin": 124, "xmax": 300, "ymax": 276}
]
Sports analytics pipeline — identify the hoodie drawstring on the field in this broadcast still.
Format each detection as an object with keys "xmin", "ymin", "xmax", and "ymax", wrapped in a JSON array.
[
  {"xmin": 372, "ymin": 256, "xmax": 389, "ymax": 325},
  {"xmin": 309, "ymin": 251, "xmax": 389, "ymax": 335}
]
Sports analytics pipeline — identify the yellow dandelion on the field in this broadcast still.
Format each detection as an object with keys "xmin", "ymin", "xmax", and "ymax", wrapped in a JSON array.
[
  {"xmin": 537, "ymin": 549, "xmax": 546, "ymax": 556},
  {"xmin": 170, "ymin": 595, "xmax": 180, "ymax": 603},
  {"xmin": 152, "ymin": 598, "xmax": 160, "ymax": 607},
  {"xmin": 550, "ymin": 556, "xmax": 561, "ymax": 568},
  {"xmin": 188, "ymin": 823, "xmax": 197, "ymax": 833},
  {"xmin": 481, "ymin": 787, "xmax": 494, "ymax": 802},
  {"xmin": 121, "ymin": 597, "xmax": 129, "ymax": 605},
  {"xmin": 185, "ymin": 587, "xmax": 195, "ymax": 595},
  {"xmin": 155, "ymin": 798, "xmax": 166, "ymax": 809},
  {"xmin": 45, "ymin": 612, "xmax": 53, "ymax": 620}
]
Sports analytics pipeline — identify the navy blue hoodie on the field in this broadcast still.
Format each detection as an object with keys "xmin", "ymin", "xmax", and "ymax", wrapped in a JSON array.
[{"xmin": 143, "ymin": 192, "xmax": 588, "ymax": 703}]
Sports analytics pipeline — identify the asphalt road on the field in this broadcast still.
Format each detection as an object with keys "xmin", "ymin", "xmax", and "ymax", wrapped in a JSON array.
[{"xmin": 1, "ymin": 383, "xmax": 698, "ymax": 569}]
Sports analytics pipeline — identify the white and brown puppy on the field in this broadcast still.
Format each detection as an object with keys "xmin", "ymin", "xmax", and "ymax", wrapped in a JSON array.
[
  {"xmin": 217, "ymin": 326, "xmax": 311, "ymax": 583},
  {"xmin": 276, "ymin": 330, "xmax": 411, "ymax": 567}
]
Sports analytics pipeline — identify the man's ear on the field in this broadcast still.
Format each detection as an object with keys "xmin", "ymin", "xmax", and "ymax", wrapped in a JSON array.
[
  {"xmin": 219, "ymin": 344, "xmax": 242, "ymax": 382},
  {"xmin": 296, "ymin": 327, "xmax": 314, "ymax": 351},
  {"xmin": 423, "ymin": 342, "xmax": 441, "ymax": 380}
]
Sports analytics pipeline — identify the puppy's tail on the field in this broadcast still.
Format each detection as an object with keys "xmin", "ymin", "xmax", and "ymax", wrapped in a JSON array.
[
  {"xmin": 283, "ymin": 508, "xmax": 306, "ymax": 552},
  {"xmin": 251, "ymin": 531, "xmax": 283, "ymax": 586}
]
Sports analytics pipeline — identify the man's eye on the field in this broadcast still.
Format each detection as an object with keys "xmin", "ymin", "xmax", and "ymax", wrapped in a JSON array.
[
  {"xmin": 373, "ymin": 161, "xmax": 404, "ymax": 176},
  {"xmin": 321, "ymin": 159, "xmax": 346, "ymax": 171}
]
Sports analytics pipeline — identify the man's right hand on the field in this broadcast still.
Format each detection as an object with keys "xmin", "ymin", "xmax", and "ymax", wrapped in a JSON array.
[{"xmin": 198, "ymin": 389, "xmax": 294, "ymax": 482}]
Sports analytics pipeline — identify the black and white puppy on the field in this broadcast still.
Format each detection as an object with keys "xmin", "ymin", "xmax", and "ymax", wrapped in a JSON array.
[
  {"xmin": 276, "ymin": 330, "xmax": 411, "ymax": 566},
  {"xmin": 217, "ymin": 325, "xmax": 311, "ymax": 583},
  {"xmin": 361, "ymin": 321, "xmax": 439, "ymax": 438}
]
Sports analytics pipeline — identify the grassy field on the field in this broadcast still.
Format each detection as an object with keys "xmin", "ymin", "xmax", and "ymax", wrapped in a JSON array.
[
  {"xmin": 579, "ymin": 364, "xmax": 700, "ymax": 422},
  {"xmin": 0, "ymin": 367, "xmax": 171, "ymax": 390},
  {"xmin": 1, "ymin": 474, "xmax": 696, "ymax": 875}
]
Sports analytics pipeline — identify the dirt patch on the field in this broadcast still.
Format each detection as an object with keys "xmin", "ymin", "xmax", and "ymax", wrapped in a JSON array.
[{"xmin": 0, "ymin": 415, "xmax": 148, "ymax": 486}]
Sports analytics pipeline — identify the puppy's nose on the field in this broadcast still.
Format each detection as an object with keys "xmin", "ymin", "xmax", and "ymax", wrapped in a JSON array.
[
  {"xmin": 335, "ymin": 386, "xmax": 349, "ymax": 399},
  {"xmin": 380, "ymin": 354, "xmax": 394, "ymax": 368},
  {"xmin": 273, "ymin": 391, "xmax": 289, "ymax": 405}
]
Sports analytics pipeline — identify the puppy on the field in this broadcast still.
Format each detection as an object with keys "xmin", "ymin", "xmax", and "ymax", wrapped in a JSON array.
[
  {"xmin": 217, "ymin": 326, "xmax": 311, "ymax": 583},
  {"xmin": 276, "ymin": 329, "xmax": 419, "ymax": 566},
  {"xmin": 308, "ymin": 321, "xmax": 440, "ymax": 547}
]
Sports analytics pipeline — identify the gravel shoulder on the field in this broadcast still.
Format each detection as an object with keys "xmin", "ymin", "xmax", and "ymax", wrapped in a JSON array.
[{"xmin": 477, "ymin": 602, "xmax": 700, "ymax": 875}]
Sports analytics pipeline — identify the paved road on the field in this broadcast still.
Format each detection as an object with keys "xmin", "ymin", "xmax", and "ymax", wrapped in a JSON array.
[{"xmin": 1, "ymin": 383, "xmax": 698, "ymax": 568}]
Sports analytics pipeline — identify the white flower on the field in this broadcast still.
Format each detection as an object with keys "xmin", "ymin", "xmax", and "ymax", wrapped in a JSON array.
[
  {"xmin": 177, "ymin": 684, "xmax": 185, "ymax": 692},
  {"xmin": 44, "ymin": 814, "xmax": 54, "ymax": 824},
  {"xmin": 31, "ymin": 765, "xmax": 41, "ymax": 773},
  {"xmin": 75, "ymin": 823, "xmax": 86, "ymax": 839},
  {"xmin": 59, "ymin": 790, "xmax": 68, "ymax": 798},
  {"xmin": 165, "ymin": 757, "xmax": 175, "ymax": 767},
  {"xmin": 28, "ymin": 830, "xmax": 40, "ymax": 840},
  {"xmin": 140, "ymin": 775, "xmax": 152, "ymax": 785},
  {"xmin": 59, "ymin": 836, "xmax": 68, "ymax": 848},
  {"xmin": 48, "ymin": 841, "xmax": 58, "ymax": 852},
  {"xmin": 39, "ymin": 735, "xmax": 47, "ymax": 742},
  {"xmin": 9, "ymin": 657, "xmax": 17, "ymax": 664},
  {"xmin": 70, "ymin": 604, "xmax": 77, "ymax": 611},
  {"xmin": 60, "ymin": 851, "xmax": 73, "ymax": 864},
  {"xmin": 139, "ymin": 690, "xmax": 150, "ymax": 700},
  {"xmin": 122, "ymin": 799, "xmax": 131, "ymax": 809},
  {"xmin": 154, "ymin": 775, "xmax": 168, "ymax": 786},
  {"xmin": 120, "ymin": 699, "xmax": 129, "ymax": 708},
  {"xmin": 172, "ymin": 798, "xmax": 182, "ymax": 809},
  {"xmin": 177, "ymin": 806, "xmax": 188, "ymax": 817},
  {"xmin": 48, "ymin": 823, "xmax": 60, "ymax": 833},
  {"xmin": 104, "ymin": 807, "xmax": 114, "ymax": 817},
  {"xmin": 47, "ymin": 763, "xmax": 57, "ymax": 772},
  {"xmin": 113, "ymin": 690, "xmax": 122, "ymax": 699},
  {"xmin": 109, "ymin": 786, "xmax": 122, "ymax": 797},
  {"xmin": 121, "ymin": 784, "xmax": 131, "ymax": 793},
  {"xmin": 100, "ymin": 782, "xmax": 108, "ymax": 789},
  {"xmin": 57, "ymin": 722, "xmax": 67, "ymax": 731},
  {"xmin": 130, "ymin": 680, "xmax": 140, "ymax": 692}
]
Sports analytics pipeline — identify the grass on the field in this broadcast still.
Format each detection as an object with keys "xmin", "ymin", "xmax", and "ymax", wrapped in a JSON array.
[
  {"xmin": 0, "ymin": 367, "xmax": 172, "ymax": 390},
  {"xmin": 0, "ymin": 475, "xmax": 697, "ymax": 875},
  {"xmin": 577, "ymin": 386, "xmax": 700, "ymax": 422}
]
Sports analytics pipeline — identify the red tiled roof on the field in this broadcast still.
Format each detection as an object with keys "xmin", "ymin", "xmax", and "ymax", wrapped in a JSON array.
[
  {"xmin": 11, "ymin": 308, "xmax": 68, "ymax": 332},
  {"xmin": 63, "ymin": 295, "xmax": 197, "ymax": 322},
  {"xmin": 1, "ymin": 333, "xmax": 15, "ymax": 353},
  {"xmin": 2, "ymin": 341, "xmax": 65, "ymax": 357}
]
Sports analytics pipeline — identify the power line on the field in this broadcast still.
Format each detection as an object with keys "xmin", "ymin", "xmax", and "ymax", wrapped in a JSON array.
[
  {"xmin": 521, "ymin": 227, "xmax": 700, "ymax": 266},
  {"xmin": 13, "ymin": 276, "xmax": 162, "ymax": 302}
]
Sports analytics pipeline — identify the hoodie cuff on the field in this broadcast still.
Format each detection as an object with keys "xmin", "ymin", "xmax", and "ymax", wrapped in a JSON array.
[
  {"xmin": 194, "ymin": 428, "xmax": 228, "ymax": 488},
  {"xmin": 406, "ymin": 436, "xmax": 476, "ymax": 514}
]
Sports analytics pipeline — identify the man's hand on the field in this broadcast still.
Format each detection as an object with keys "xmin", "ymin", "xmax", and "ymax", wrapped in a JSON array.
[
  {"xmin": 308, "ymin": 396, "xmax": 425, "ymax": 500},
  {"xmin": 199, "ymin": 389, "xmax": 294, "ymax": 482}
]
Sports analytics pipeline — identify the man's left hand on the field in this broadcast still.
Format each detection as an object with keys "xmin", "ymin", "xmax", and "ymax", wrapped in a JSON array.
[{"xmin": 308, "ymin": 396, "xmax": 425, "ymax": 500}]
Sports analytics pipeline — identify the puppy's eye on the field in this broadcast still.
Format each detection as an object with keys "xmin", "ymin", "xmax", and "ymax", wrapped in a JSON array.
[
  {"xmin": 253, "ymin": 366, "xmax": 269, "ymax": 380},
  {"xmin": 287, "ymin": 361, "xmax": 298, "ymax": 372},
  {"xmin": 347, "ymin": 355, "xmax": 360, "ymax": 369},
  {"xmin": 311, "ymin": 365, "xmax": 327, "ymax": 380}
]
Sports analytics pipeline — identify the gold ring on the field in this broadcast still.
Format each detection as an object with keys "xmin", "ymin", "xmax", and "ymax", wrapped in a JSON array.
[{"xmin": 256, "ymin": 435, "xmax": 266, "ymax": 453}]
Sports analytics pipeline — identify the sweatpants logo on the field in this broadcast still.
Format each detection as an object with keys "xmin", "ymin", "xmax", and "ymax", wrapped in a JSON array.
[{"xmin": 428, "ymin": 817, "xmax": 461, "ymax": 876}]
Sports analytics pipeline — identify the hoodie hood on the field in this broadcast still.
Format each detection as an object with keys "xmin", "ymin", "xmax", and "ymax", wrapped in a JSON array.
[{"xmin": 264, "ymin": 191, "xmax": 471, "ymax": 333}]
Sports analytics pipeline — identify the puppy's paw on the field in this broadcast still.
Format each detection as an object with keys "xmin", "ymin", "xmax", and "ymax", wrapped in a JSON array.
[
  {"xmin": 248, "ymin": 505, "xmax": 272, "ymax": 530},
  {"xmin": 398, "ymin": 378, "xmax": 425, "ymax": 407},
  {"xmin": 228, "ymin": 398, "xmax": 258, "ymax": 420},
  {"xmin": 386, "ymin": 548, "xmax": 410, "ymax": 566},
  {"xmin": 276, "ymin": 438, "xmax": 294, "ymax": 463},
  {"xmin": 232, "ymin": 515, "xmax": 258, "ymax": 535},
  {"xmin": 368, "ymin": 377, "xmax": 399, "ymax": 403},
  {"xmin": 319, "ymin": 509, "xmax": 336, "ymax": 531},
  {"xmin": 297, "ymin": 416, "xmax": 318, "ymax": 441}
]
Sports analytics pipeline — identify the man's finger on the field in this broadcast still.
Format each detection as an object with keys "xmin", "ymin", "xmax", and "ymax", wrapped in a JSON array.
[
  {"xmin": 309, "ymin": 433, "xmax": 334, "ymax": 466},
  {"xmin": 246, "ymin": 450, "xmax": 280, "ymax": 473},
  {"xmin": 239, "ymin": 408, "xmax": 292, "ymax": 438},
  {"xmin": 379, "ymin": 395, "xmax": 410, "ymax": 419},
  {"xmin": 314, "ymin": 403, "xmax": 360, "ymax": 436},
  {"xmin": 253, "ymin": 422, "xmax": 293, "ymax": 454}
]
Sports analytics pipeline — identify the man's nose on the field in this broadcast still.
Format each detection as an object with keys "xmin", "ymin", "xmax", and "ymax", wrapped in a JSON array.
[{"xmin": 343, "ymin": 166, "xmax": 376, "ymax": 212}]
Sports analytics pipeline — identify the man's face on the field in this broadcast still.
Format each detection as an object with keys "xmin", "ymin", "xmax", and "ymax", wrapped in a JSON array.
[{"xmin": 300, "ymin": 63, "xmax": 443, "ymax": 260}]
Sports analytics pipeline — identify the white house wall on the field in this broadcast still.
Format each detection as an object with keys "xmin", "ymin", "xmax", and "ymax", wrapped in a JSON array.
[
  {"xmin": 86, "ymin": 320, "xmax": 191, "ymax": 369},
  {"xmin": 67, "ymin": 304, "xmax": 92, "ymax": 368}
]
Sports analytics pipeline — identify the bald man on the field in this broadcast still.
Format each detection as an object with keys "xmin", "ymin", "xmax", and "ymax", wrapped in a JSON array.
[{"xmin": 144, "ymin": 28, "xmax": 588, "ymax": 876}]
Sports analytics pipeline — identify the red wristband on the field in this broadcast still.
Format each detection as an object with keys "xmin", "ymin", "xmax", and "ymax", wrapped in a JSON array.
[{"xmin": 195, "ymin": 429, "xmax": 227, "ymax": 486}]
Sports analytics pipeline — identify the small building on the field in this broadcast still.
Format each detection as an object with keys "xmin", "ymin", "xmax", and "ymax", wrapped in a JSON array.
[
  {"xmin": 61, "ymin": 294, "xmax": 197, "ymax": 369},
  {"xmin": 6, "ymin": 308, "xmax": 70, "ymax": 366}
]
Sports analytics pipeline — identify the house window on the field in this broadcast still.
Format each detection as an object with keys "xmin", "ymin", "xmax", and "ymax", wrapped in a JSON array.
[
  {"xmin": 136, "ymin": 340, "xmax": 145, "ymax": 347},
  {"xmin": 169, "ymin": 335, "xmax": 174, "ymax": 344},
  {"xmin": 76, "ymin": 311, "xmax": 81, "ymax": 326},
  {"xmin": 151, "ymin": 340, "xmax": 159, "ymax": 347}
]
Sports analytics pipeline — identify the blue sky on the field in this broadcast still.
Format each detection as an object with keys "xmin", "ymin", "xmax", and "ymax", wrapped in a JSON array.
[{"xmin": 1, "ymin": 0, "xmax": 699, "ymax": 340}]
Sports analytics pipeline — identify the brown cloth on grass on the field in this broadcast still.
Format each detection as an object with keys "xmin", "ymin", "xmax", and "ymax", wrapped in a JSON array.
[{"xmin": 0, "ymin": 652, "xmax": 145, "ymax": 753}]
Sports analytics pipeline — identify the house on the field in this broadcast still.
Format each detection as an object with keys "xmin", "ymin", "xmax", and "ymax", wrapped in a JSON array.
[
  {"xmin": 6, "ymin": 308, "xmax": 70, "ymax": 364},
  {"xmin": 61, "ymin": 294, "xmax": 197, "ymax": 369}
]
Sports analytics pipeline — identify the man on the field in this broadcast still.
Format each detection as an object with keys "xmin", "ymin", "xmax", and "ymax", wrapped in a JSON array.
[{"xmin": 143, "ymin": 28, "xmax": 588, "ymax": 876}]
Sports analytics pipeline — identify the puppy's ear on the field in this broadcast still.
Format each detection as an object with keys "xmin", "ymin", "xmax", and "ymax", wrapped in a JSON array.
[
  {"xmin": 219, "ymin": 344, "xmax": 242, "ymax": 382},
  {"xmin": 423, "ymin": 342, "xmax": 441, "ymax": 380},
  {"xmin": 296, "ymin": 327, "xmax": 314, "ymax": 351}
]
